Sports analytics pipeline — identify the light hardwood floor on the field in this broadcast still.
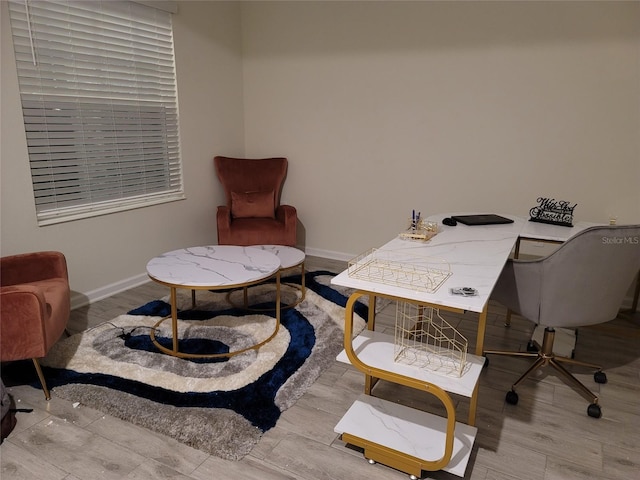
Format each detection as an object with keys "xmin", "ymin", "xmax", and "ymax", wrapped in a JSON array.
[{"xmin": 1, "ymin": 255, "xmax": 639, "ymax": 480}]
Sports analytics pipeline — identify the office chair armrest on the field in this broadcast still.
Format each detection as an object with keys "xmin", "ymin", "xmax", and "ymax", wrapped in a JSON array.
[
  {"xmin": 493, "ymin": 258, "xmax": 544, "ymax": 322},
  {"xmin": 0, "ymin": 286, "xmax": 48, "ymax": 360}
]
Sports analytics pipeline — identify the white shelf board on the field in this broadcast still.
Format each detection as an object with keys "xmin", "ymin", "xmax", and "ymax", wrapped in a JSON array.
[
  {"xmin": 337, "ymin": 330, "xmax": 484, "ymax": 398},
  {"xmin": 335, "ymin": 394, "xmax": 477, "ymax": 478}
]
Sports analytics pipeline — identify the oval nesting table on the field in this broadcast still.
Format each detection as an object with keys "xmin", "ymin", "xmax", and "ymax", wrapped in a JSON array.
[
  {"xmin": 227, "ymin": 244, "xmax": 306, "ymax": 310},
  {"xmin": 146, "ymin": 245, "xmax": 282, "ymax": 359}
]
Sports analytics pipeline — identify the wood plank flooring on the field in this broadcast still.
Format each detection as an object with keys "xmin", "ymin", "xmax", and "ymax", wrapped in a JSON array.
[{"xmin": 1, "ymin": 255, "xmax": 639, "ymax": 480}]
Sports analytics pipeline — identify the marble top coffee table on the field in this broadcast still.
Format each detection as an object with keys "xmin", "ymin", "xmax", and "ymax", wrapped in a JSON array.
[
  {"xmin": 237, "ymin": 245, "xmax": 306, "ymax": 308},
  {"xmin": 146, "ymin": 245, "xmax": 282, "ymax": 358},
  {"xmin": 227, "ymin": 245, "xmax": 306, "ymax": 312}
]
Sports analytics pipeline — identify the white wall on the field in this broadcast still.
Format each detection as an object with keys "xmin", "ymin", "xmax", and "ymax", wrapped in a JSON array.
[
  {"xmin": 241, "ymin": 1, "xmax": 640, "ymax": 259},
  {"xmin": 2, "ymin": 1, "xmax": 639, "ymax": 304},
  {"xmin": 0, "ymin": 1, "xmax": 245, "ymax": 305}
]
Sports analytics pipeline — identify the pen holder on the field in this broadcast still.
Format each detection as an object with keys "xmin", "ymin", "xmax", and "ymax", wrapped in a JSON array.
[{"xmin": 401, "ymin": 219, "xmax": 438, "ymax": 241}]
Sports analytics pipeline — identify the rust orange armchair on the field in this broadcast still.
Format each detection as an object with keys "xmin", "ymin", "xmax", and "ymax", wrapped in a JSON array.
[
  {"xmin": 1, "ymin": 251, "xmax": 71, "ymax": 400},
  {"xmin": 214, "ymin": 156, "xmax": 297, "ymax": 246}
]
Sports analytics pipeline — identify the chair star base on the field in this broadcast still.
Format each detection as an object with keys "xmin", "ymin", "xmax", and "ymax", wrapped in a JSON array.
[{"xmin": 485, "ymin": 327, "xmax": 607, "ymax": 418}]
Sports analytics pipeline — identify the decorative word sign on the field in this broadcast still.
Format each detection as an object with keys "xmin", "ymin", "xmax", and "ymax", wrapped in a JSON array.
[{"xmin": 529, "ymin": 197, "xmax": 576, "ymax": 227}]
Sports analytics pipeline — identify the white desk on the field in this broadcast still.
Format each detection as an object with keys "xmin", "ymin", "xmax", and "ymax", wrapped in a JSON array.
[
  {"xmin": 518, "ymin": 219, "xmax": 600, "ymax": 244},
  {"xmin": 330, "ymin": 214, "xmax": 607, "ymax": 478},
  {"xmin": 332, "ymin": 213, "xmax": 525, "ymax": 354},
  {"xmin": 515, "ymin": 219, "xmax": 601, "ymax": 264},
  {"xmin": 331, "ymin": 214, "xmax": 527, "ymax": 478}
]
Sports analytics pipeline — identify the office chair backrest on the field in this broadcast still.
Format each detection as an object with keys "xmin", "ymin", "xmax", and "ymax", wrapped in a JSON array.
[{"xmin": 538, "ymin": 224, "xmax": 640, "ymax": 328}]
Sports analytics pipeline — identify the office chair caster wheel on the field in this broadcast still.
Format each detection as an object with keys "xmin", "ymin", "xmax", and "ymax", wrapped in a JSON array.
[
  {"xmin": 505, "ymin": 390, "xmax": 519, "ymax": 405},
  {"xmin": 594, "ymin": 371, "xmax": 607, "ymax": 384},
  {"xmin": 526, "ymin": 341, "xmax": 538, "ymax": 353},
  {"xmin": 587, "ymin": 403, "xmax": 602, "ymax": 418}
]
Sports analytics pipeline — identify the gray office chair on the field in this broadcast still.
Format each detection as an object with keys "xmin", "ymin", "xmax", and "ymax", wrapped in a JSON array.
[{"xmin": 485, "ymin": 224, "xmax": 640, "ymax": 418}]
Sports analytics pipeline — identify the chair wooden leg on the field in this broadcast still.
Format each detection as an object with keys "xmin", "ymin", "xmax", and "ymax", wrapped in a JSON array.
[{"xmin": 32, "ymin": 358, "xmax": 51, "ymax": 400}]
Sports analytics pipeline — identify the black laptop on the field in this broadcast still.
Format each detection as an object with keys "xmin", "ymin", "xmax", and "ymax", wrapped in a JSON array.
[{"xmin": 451, "ymin": 214, "xmax": 514, "ymax": 226}]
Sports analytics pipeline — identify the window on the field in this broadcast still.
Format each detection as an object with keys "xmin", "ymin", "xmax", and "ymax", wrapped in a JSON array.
[{"xmin": 8, "ymin": 0, "xmax": 183, "ymax": 225}]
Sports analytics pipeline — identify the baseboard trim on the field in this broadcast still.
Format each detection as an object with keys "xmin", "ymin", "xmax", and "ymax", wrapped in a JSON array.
[
  {"xmin": 71, "ymin": 273, "xmax": 151, "ymax": 310},
  {"xmin": 302, "ymin": 246, "xmax": 354, "ymax": 262}
]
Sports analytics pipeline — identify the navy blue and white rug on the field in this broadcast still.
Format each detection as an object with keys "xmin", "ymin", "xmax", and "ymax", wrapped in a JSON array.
[{"xmin": 40, "ymin": 270, "xmax": 369, "ymax": 460}]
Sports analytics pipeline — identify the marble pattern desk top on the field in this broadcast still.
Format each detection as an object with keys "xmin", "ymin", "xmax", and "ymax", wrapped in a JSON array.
[
  {"xmin": 519, "ymin": 219, "xmax": 600, "ymax": 242},
  {"xmin": 332, "ymin": 214, "xmax": 525, "ymax": 313},
  {"xmin": 146, "ymin": 245, "xmax": 281, "ymax": 288}
]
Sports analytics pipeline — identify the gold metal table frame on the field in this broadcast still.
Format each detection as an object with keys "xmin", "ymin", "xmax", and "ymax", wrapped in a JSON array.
[
  {"xmin": 341, "ymin": 290, "xmax": 485, "ymax": 478},
  {"xmin": 226, "ymin": 260, "xmax": 306, "ymax": 311},
  {"xmin": 149, "ymin": 270, "xmax": 282, "ymax": 359}
]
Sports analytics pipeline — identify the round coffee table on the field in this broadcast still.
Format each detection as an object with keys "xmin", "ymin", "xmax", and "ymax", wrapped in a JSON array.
[
  {"xmin": 146, "ymin": 245, "xmax": 281, "ymax": 359},
  {"xmin": 229, "ymin": 245, "xmax": 306, "ymax": 309}
]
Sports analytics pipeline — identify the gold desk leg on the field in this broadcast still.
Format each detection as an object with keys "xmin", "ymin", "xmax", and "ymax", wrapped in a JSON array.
[
  {"xmin": 631, "ymin": 270, "xmax": 640, "ymax": 312},
  {"xmin": 505, "ymin": 237, "xmax": 522, "ymax": 327},
  {"xmin": 505, "ymin": 310, "xmax": 513, "ymax": 327},
  {"xmin": 468, "ymin": 382, "xmax": 479, "ymax": 426},
  {"xmin": 476, "ymin": 303, "xmax": 488, "ymax": 356},
  {"xmin": 617, "ymin": 271, "xmax": 640, "ymax": 320},
  {"xmin": 364, "ymin": 373, "xmax": 379, "ymax": 395},
  {"xmin": 364, "ymin": 293, "xmax": 379, "ymax": 395}
]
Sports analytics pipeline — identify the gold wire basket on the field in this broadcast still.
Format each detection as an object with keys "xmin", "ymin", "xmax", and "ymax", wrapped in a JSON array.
[
  {"xmin": 394, "ymin": 302, "xmax": 468, "ymax": 377},
  {"xmin": 347, "ymin": 248, "xmax": 452, "ymax": 293}
]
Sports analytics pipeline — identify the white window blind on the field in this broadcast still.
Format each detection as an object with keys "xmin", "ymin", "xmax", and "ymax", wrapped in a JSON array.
[{"xmin": 8, "ymin": 0, "xmax": 184, "ymax": 225}]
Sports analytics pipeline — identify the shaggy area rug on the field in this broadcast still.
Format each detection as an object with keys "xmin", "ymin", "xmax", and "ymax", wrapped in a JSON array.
[{"xmin": 39, "ymin": 270, "xmax": 369, "ymax": 460}]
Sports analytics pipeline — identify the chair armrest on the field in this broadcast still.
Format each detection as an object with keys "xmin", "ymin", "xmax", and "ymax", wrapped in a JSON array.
[
  {"xmin": 0, "ymin": 286, "xmax": 48, "ymax": 360},
  {"xmin": 276, "ymin": 205, "xmax": 297, "ymax": 227},
  {"xmin": 0, "ymin": 251, "xmax": 68, "ymax": 286},
  {"xmin": 216, "ymin": 205, "xmax": 232, "ymax": 244},
  {"xmin": 492, "ymin": 258, "xmax": 543, "ymax": 323},
  {"xmin": 275, "ymin": 205, "xmax": 297, "ymax": 246}
]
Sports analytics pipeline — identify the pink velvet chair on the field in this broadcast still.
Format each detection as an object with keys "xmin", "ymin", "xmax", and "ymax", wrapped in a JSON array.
[
  {"xmin": 1, "ymin": 251, "xmax": 71, "ymax": 400},
  {"xmin": 214, "ymin": 156, "xmax": 297, "ymax": 246}
]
